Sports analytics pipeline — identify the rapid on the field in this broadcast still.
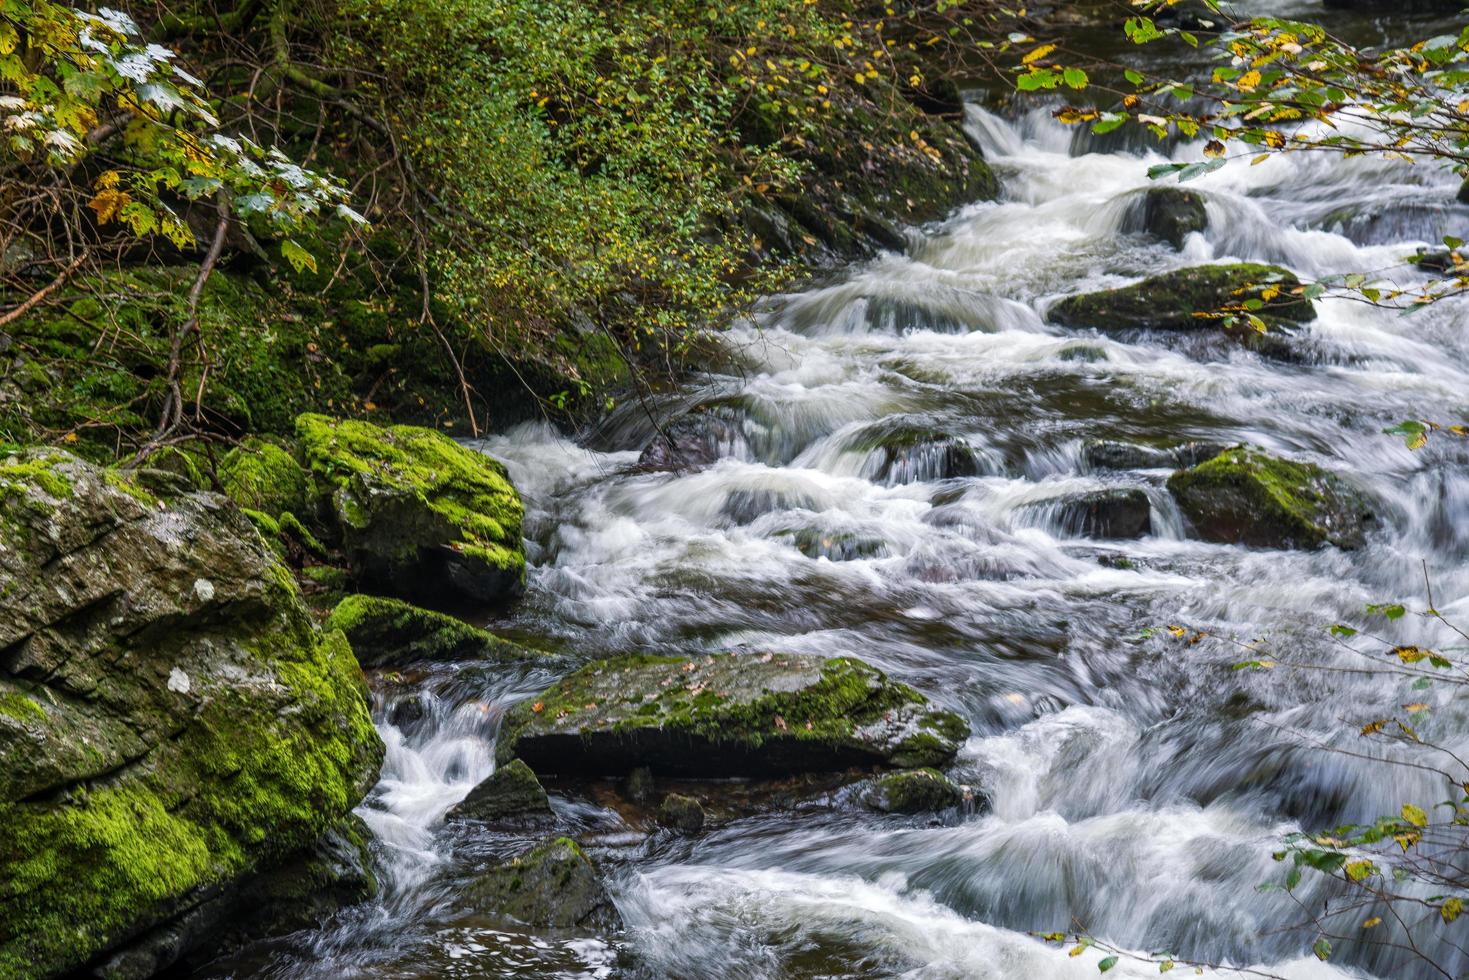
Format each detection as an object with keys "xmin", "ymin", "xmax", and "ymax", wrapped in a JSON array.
[{"xmin": 206, "ymin": 8, "xmax": 1469, "ymax": 979}]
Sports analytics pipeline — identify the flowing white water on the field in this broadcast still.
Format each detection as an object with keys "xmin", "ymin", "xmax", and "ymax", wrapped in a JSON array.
[{"xmin": 213, "ymin": 37, "xmax": 1469, "ymax": 980}]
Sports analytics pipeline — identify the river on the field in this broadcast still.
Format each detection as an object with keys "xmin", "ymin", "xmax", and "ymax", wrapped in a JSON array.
[{"xmin": 203, "ymin": 5, "xmax": 1469, "ymax": 979}]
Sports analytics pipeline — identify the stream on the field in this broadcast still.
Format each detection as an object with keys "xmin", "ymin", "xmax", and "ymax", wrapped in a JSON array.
[{"xmin": 205, "ymin": 6, "xmax": 1469, "ymax": 979}]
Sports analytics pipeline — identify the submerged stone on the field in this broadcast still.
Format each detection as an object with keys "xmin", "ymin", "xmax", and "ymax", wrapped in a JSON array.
[
  {"xmin": 0, "ymin": 451, "xmax": 383, "ymax": 977},
  {"xmin": 296, "ymin": 413, "xmax": 525, "ymax": 607},
  {"xmin": 462, "ymin": 837, "xmax": 620, "ymax": 930},
  {"xmin": 326, "ymin": 593, "xmax": 540, "ymax": 668},
  {"xmin": 447, "ymin": 759, "xmax": 552, "ymax": 823},
  {"xmin": 1034, "ymin": 488, "xmax": 1153, "ymax": 539},
  {"xmin": 1082, "ymin": 440, "xmax": 1228, "ymax": 472},
  {"xmin": 498, "ymin": 653, "xmax": 970, "ymax": 777},
  {"xmin": 657, "ymin": 794, "xmax": 707, "ymax": 833},
  {"xmin": 860, "ymin": 768, "xmax": 963, "ymax": 814},
  {"xmin": 1167, "ymin": 446, "xmax": 1374, "ymax": 549},
  {"xmin": 638, "ymin": 406, "xmax": 749, "ymax": 471},
  {"xmin": 780, "ymin": 527, "xmax": 887, "ymax": 562},
  {"xmin": 1049, "ymin": 263, "xmax": 1316, "ymax": 333}
]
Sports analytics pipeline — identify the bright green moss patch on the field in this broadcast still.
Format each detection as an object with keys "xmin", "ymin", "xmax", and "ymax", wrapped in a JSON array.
[
  {"xmin": 1167, "ymin": 446, "xmax": 1373, "ymax": 549},
  {"xmin": 326, "ymin": 593, "xmax": 542, "ymax": 667},
  {"xmin": 0, "ymin": 691, "xmax": 46, "ymax": 724},
  {"xmin": 219, "ymin": 437, "xmax": 311, "ymax": 516}
]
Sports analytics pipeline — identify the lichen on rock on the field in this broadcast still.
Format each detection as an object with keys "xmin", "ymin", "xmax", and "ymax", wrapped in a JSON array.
[
  {"xmin": 1167, "ymin": 446, "xmax": 1374, "ymax": 549},
  {"xmin": 497, "ymin": 652, "xmax": 970, "ymax": 777},
  {"xmin": 0, "ymin": 450, "xmax": 383, "ymax": 977},
  {"xmin": 296, "ymin": 413, "xmax": 525, "ymax": 607}
]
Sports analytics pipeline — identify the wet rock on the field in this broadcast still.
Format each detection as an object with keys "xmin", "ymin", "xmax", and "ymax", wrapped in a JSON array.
[
  {"xmin": 1082, "ymin": 439, "xmax": 1229, "ymax": 472},
  {"xmin": 860, "ymin": 768, "xmax": 963, "ymax": 814},
  {"xmin": 1167, "ymin": 446, "xmax": 1374, "ymax": 549},
  {"xmin": 0, "ymin": 451, "xmax": 383, "ymax": 977},
  {"xmin": 1049, "ymin": 263, "xmax": 1316, "ymax": 333},
  {"xmin": 447, "ymin": 759, "xmax": 552, "ymax": 823},
  {"xmin": 297, "ymin": 413, "xmax": 525, "ymax": 608},
  {"xmin": 1137, "ymin": 187, "xmax": 1208, "ymax": 249},
  {"xmin": 657, "ymin": 794, "xmax": 707, "ymax": 833},
  {"xmin": 1042, "ymin": 488, "xmax": 1153, "ymax": 539},
  {"xmin": 462, "ymin": 837, "xmax": 620, "ymax": 930},
  {"xmin": 625, "ymin": 766, "xmax": 657, "ymax": 804},
  {"xmin": 326, "ymin": 593, "xmax": 540, "ymax": 668},
  {"xmin": 780, "ymin": 527, "xmax": 887, "ymax": 561},
  {"xmin": 498, "ymin": 653, "xmax": 970, "ymax": 778},
  {"xmin": 1412, "ymin": 246, "xmax": 1466, "ymax": 275},
  {"xmin": 638, "ymin": 406, "xmax": 748, "ymax": 471},
  {"xmin": 721, "ymin": 487, "xmax": 819, "ymax": 524},
  {"xmin": 1459, "ymin": 179, "xmax": 1469, "ymax": 206}
]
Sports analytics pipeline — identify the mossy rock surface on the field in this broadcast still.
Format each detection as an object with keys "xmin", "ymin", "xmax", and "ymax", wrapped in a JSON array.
[
  {"xmin": 861, "ymin": 768, "xmax": 963, "ymax": 814},
  {"xmin": 656, "ymin": 793, "xmax": 706, "ymax": 834},
  {"xmin": 447, "ymin": 759, "xmax": 552, "ymax": 823},
  {"xmin": 498, "ymin": 653, "xmax": 970, "ymax": 777},
  {"xmin": 296, "ymin": 413, "xmax": 525, "ymax": 607},
  {"xmin": 326, "ymin": 594, "xmax": 541, "ymax": 668},
  {"xmin": 0, "ymin": 450, "xmax": 383, "ymax": 977},
  {"xmin": 461, "ymin": 837, "xmax": 619, "ymax": 931},
  {"xmin": 219, "ymin": 436, "xmax": 312, "ymax": 517},
  {"xmin": 1167, "ymin": 446, "xmax": 1373, "ymax": 549},
  {"xmin": 1049, "ymin": 263, "xmax": 1316, "ymax": 333}
]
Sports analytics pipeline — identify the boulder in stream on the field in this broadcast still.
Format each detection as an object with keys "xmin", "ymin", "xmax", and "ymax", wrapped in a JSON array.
[
  {"xmin": 657, "ymin": 793, "xmax": 707, "ymax": 833},
  {"xmin": 1049, "ymin": 263, "xmax": 1316, "ymax": 333},
  {"xmin": 326, "ymin": 593, "xmax": 541, "ymax": 668},
  {"xmin": 1034, "ymin": 488, "xmax": 1153, "ymax": 539},
  {"xmin": 498, "ymin": 653, "xmax": 970, "ymax": 777},
  {"xmin": 1081, "ymin": 440, "xmax": 1229, "ymax": 472},
  {"xmin": 297, "ymin": 413, "xmax": 525, "ymax": 607},
  {"xmin": 1167, "ymin": 446, "xmax": 1374, "ymax": 549},
  {"xmin": 638, "ymin": 405, "xmax": 749, "ymax": 471},
  {"xmin": 462, "ymin": 837, "xmax": 620, "ymax": 930},
  {"xmin": 447, "ymin": 759, "xmax": 553, "ymax": 823},
  {"xmin": 1137, "ymin": 187, "xmax": 1208, "ymax": 248},
  {"xmin": 861, "ymin": 768, "xmax": 964, "ymax": 814},
  {"xmin": 0, "ymin": 450, "xmax": 383, "ymax": 977}
]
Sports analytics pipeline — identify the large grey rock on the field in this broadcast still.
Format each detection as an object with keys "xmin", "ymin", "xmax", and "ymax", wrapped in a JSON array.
[
  {"xmin": 447, "ymin": 759, "xmax": 552, "ymax": 823},
  {"xmin": 498, "ymin": 653, "xmax": 970, "ymax": 777},
  {"xmin": 0, "ymin": 450, "xmax": 383, "ymax": 977}
]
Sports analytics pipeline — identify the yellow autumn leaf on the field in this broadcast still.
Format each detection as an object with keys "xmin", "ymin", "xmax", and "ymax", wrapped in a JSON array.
[
  {"xmin": 1402, "ymin": 803, "xmax": 1428, "ymax": 828},
  {"xmin": 1362, "ymin": 917, "xmax": 1382, "ymax": 929},
  {"xmin": 1395, "ymin": 645, "xmax": 1428, "ymax": 663},
  {"xmin": 1203, "ymin": 139, "xmax": 1227, "ymax": 157},
  {"xmin": 88, "ymin": 187, "xmax": 131, "ymax": 225},
  {"xmin": 1237, "ymin": 69, "xmax": 1262, "ymax": 91},
  {"xmin": 1403, "ymin": 702, "xmax": 1430, "ymax": 713},
  {"xmin": 1023, "ymin": 43, "xmax": 1057, "ymax": 65}
]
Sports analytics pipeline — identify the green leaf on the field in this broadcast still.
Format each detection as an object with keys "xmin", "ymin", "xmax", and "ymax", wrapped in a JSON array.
[
  {"xmin": 1313, "ymin": 938, "xmax": 1331, "ymax": 961},
  {"xmin": 1099, "ymin": 956, "xmax": 1119, "ymax": 973},
  {"xmin": 281, "ymin": 238, "xmax": 318, "ymax": 275},
  {"xmin": 1403, "ymin": 803, "xmax": 1429, "ymax": 828}
]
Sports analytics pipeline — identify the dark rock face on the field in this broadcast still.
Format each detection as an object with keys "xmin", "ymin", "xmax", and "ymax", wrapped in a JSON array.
[
  {"xmin": 1049, "ymin": 264, "xmax": 1316, "ymax": 333},
  {"xmin": 1167, "ymin": 447, "xmax": 1374, "ymax": 549},
  {"xmin": 326, "ymin": 593, "xmax": 540, "ymax": 668},
  {"xmin": 780, "ymin": 527, "xmax": 888, "ymax": 562},
  {"xmin": 498, "ymin": 653, "xmax": 970, "ymax": 778},
  {"xmin": 296, "ymin": 413, "xmax": 525, "ymax": 608},
  {"xmin": 657, "ymin": 794, "xmax": 707, "ymax": 833},
  {"xmin": 447, "ymin": 760, "xmax": 552, "ymax": 823},
  {"xmin": 638, "ymin": 407, "xmax": 749, "ymax": 471},
  {"xmin": 0, "ymin": 451, "xmax": 383, "ymax": 977},
  {"xmin": 1082, "ymin": 440, "xmax": 1229, "ymax": 472},
  {"xmin": 461, "ymin": 838, "xmax": 620, "ymax": 930},
  {"xmin": 861, "ymin": 768, "xmax": 963, "ymax": 814},
  {"xmin": 1139, "ymin": 187, "xmax": 1208, "ymax": 248},
  {"xmin": 1040, "ymin": 488, "xmax": 1153, "ymax": 539},
  {"xmin": 1413, "ymin": 247, "xmax": 1466, "ymax": 275}
]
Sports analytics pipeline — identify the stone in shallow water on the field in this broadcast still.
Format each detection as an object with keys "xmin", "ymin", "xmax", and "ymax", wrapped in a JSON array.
[
  {"xmin": 1049, "ymin": 263, "xmax": 1315, "ymax": 333},
  {"xmin": 860, "ymin": 768, "xmax": 964, "ymax": 814},
  {"xmin": 1167, "ymin": 446, "xmax": 1374, "ymax": 550},
  {"xmin": 498, "ymin": 653, "xmax": 970, "ymax": 778},
  {"xmin": 462, "ymin": 837, "xmax": 620, "ymax": 930},
  {"xmin": 657, "ymin": 793, "xmax": 707, "ymax": 833},
  {"xmin": 1081, "ymin": 440, "xmax": 1227, "ymax": 472},
  {"xmin": 447, "ymin": 759, "xmax": 552, "ymax": 823},
  {"xmin": 638, "ymin": 406, "xmax": 749, "ymax": 471},
  {"xmin": 1044, "ymin": 488, "xmax": 1153, "ymax": 539},
  {"xmin": 1136, "ymin": 187, "xmax": 1208, "ymax": 249}
]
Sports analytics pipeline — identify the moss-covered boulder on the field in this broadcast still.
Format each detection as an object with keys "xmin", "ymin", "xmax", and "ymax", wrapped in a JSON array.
[
  {"xmin": 1049, "ymin": 263, "xmax": 1316, "ymax": 333},
  {"xmin": 461, "ymin": 837, "xmax": 620, "ymax": 930},
  {"xmin": 498, "ymin": 653, "xmax": 970, "ymax": 777},
  {"xmin": 0, "ymin": 450, "xmax": 383, "ymax": 977},
  {"xmin": 296, "ymin": 414, "xmax": 525, "ymax": 607},
  {"xmin": 861, "ymin": 768, "xmax": 963, "ymax": 814},
  {"xmin": 447, "ymin": 760, "xmax": 552, "ymax": 823},
  {"xmin": 218, "ymin": 436, "xmax": 312, "ymax": 517},
  {"xmin": 1167, "ymin": 447, "xmax": 1374, "ymax": 549},
  {"xmin": 326, "ymin": 594, "xmax": 540, "ymax": 668}
]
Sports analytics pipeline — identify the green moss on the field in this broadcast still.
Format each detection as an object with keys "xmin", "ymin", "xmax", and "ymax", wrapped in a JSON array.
[
  {"xmin": 0, "ymin": 691, "xmax": 46, "ymax": 724},
  {"xmin": 861, "ymin": 767, "xmax": 963, "ymax": 814},
  {"xmin": 1050, "ymin": 263, "xmax": 1315, "ymax": 332},
  {"xmin": 219, "ymin": 437, "xmax": 311, "ymax": 516},
  {"xmin": 0, "ymin": 451, "xmax": 74, "ymax": 502},
  {"xmin": 1167, "ymin": 446, "xmax": 1371, "ymax": 549}
]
